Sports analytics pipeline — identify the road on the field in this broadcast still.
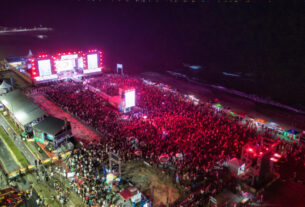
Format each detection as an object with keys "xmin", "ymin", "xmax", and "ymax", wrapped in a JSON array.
[
  {"xmin": 0, "ymin": 116, "xmax": 36, "ymax": 165},
  {"xmin": 0, "ymin": 137, "xmax": 20, "ymax": 173}
]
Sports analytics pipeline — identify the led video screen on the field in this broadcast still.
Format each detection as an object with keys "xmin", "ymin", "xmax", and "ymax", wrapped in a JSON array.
[
  {"xmin": 55, "ymin": 59, "xmax": 74, "ymax": 72},
  {"xmin": 61, "ymin": 54, "xmax": 78, "ymax": 60},
  {"xmin": 125, "ymin": 90, "xmax": 135, "ymax": 108},
  {"xmin": 37, "ymin": 59, "xmax": 52, "ymax": 77},
  {"xmin": 87, "ymin": 54, "xmax": 98, "ymax": 69}
]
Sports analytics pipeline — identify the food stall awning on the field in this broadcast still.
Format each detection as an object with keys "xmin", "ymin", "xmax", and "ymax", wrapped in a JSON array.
[
  {"xmin": 230, "ymin": 112, "xmax": 238, "ymax": 117},
  {"xmin": 119, "ymin": 188, "xmax": 134, "ymax": 200},
  {"xmin": 287, "ymin": 129, "xmax": 299, "ymax": 135},
  {"xmin": 266, "ymin": 122, "xmax": 280, "ymax": 129},
  {"xmin": 256, "ymin": 118, "xmax": 266, "ymax": 124}
]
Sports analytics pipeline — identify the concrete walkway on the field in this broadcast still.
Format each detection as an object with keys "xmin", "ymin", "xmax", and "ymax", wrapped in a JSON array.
[{"xmin": 0, "ymin": 116, "xmax": 36, "ymax": 165}]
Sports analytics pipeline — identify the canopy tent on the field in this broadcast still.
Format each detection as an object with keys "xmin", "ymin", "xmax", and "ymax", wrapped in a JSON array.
[
  {"xmin": 255, "ymin": 118, "xmax": 266, "ymax": 124},
  {"xmin": 266, "ymin": 122, "xmax": 279, "ymax": 127},
  {"xmin": 228, "ymin": 158, "xmax": 245, "ymax": 176},
  {"xmin": 119, "ymin": 187, "xmax": 141, "ymax": 204},
  {"xmin": 0, "ymin": 80, "xmax": 12, "ymax": 89},
  {"xmin": 213, "ymin": 103, "xmax": 223, "ymax": 108},
  {"xmin": 0, "ymin": 90, "xmax": 46, "ymax": 127},
  {"xmin": 119, "ymin": 188, "xmax": 134, "ymax": 201},
  {"xmin": 159, "ymin": 154, "xmax": 169, "ymax": 163},
  {"xmin": 230, "ymin": 111, "xmax": 238, "ymax": 116},
  {"xmin": 213, "ymin": 190, "xmax": 243, "ymax": 207},
  {"xmin": 266, "ymin": 122, "xmax": 280, "ymax": 130},
  {"xmin": 282, "ymin": 129, "xmax": 300, "ymax": 140},
  {"xmin": 33, "ymin": 116, "xmax": 67, "ymax": 136},
  {"xmin": 0, "ymin": 80, "xmax": 13, "ymax": 94},
  {"xmin": 134, "ymin": 150, "xmax": 142, "ymax": 156},
  {"xmin": 287, "ymin": 129, "xmax": 299, "ymax": 135},
  {"xmin": 108, "ymin": 96, "xmax": 124, "ymax": 110},
  {"xmin": 212, "ymin": 103, "xmax": 224, "ymax": 112}
]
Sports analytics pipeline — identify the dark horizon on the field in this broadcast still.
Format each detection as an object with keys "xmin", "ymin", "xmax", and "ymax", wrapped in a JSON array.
[{"xmin": 1, "ymin": 0, "xmax": 305, "ymax": 110}]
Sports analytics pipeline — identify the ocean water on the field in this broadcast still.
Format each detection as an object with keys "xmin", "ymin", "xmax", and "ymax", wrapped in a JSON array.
[{"xmin": 0, "ymin": 1, "xmax": 304, "ymax": 110}]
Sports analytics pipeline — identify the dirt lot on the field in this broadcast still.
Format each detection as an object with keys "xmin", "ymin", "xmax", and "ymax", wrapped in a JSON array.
[
  {"xmin": 122, "ymin": 161, "xmax": 185, "ymax": 206},
  {"xmin": 30, "ymin": 93, "xmax": 101, "ymax": 144}
]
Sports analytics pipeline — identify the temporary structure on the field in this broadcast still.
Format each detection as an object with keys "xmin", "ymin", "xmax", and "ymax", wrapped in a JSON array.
[{"xmin": 0, "ymin": 80, "xmax": 12, "ymax": 94}]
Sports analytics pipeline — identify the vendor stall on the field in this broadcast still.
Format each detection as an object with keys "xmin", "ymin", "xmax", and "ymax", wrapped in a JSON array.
[{"xmin": 119, "ymin": 187, "xmax": 142, "ymax": 207}]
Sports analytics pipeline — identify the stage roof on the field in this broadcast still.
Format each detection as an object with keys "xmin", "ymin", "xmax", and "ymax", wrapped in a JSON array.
[
  {"xmin": 5, "ymin": 57, "xmax": 25, "ymax": 63},
  {"xmin": 33, "ymin": 116, "xmax": 66, "ymax": 136},
  {"xmin": 0, "ymin": 90, "xmax": 46, "ymax": 126}
]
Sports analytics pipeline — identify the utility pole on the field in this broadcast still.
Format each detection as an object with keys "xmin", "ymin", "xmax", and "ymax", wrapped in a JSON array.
[{"xmin": 166, "ymin": 188, "xmax": 169, "ymax": 207}]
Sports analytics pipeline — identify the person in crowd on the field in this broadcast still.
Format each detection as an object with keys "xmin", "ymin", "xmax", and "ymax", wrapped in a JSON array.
[{"xmin": 33, "ymin": 74, "xmax": 304, "ymax": 207}]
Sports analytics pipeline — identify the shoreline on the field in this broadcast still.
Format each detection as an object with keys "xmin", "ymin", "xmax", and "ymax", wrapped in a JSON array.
[{"xmin": 139, "ymin": 72, "xmax": 305, "ymax": 132}]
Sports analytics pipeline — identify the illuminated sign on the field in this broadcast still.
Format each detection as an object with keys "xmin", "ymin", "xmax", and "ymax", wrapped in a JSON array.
[
  {"xmin": 125, "ymin": 90, "xmax": 135, "ymax": 108},
  {"xmin": 87, "ymin": 54, "xmax": 98, "ymax": 69},
  {"xmin": 61, "ymin": 54, "xmax": 78, "ymax": 60},
  {"xmin": 55, "ymin": 59, "xmax": 74, "ymax": 72},
  {"xmin": 34, "ymin": 74, "xmax": 58, "ymax": 81},
  {"xmin": 37, "ymin": 59, "xmax": 52, "ymax": 77}
]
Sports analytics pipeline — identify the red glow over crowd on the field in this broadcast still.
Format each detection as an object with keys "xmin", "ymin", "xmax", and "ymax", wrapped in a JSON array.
[{"xmin": 33, "ymin": 74, "xmax": 305, "ymax": 206}]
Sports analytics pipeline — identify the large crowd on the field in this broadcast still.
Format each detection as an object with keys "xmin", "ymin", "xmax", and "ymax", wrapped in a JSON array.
[
  {"xmin": 67, "ymin": 144, "xmax": 123, "ymax": 206},
  {"xmin": 36, "ymin": 74, "xmax": 284, "ymax": 205}
]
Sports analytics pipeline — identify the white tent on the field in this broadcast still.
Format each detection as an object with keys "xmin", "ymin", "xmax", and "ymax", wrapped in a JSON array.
[
  {"xmin": 0, "ymin": 80, "xmax": 12, "ymax": 89},
  {"xmin": 0, "ymin": 80, "xmax": 12, "ymax": 94},
  {"xmin": 28, "ymin": 50, "xmax": 33, "ymax": 57},
  {"xmin": 228, "ymin": 158, "xmax": 245, "ymax": 176}
]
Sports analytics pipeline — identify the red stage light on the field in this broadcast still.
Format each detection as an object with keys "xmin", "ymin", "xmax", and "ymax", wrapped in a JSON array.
[
  {"xmin": 274, "ymin": 153, "xmax": 281, "ymax": 158},
  {"xmin": 248, "ymin": 148, "xmax": 253, "ymax": 152}
]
